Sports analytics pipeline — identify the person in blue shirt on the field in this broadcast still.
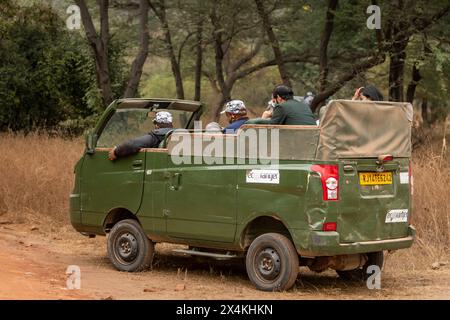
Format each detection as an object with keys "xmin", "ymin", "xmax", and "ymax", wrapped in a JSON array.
[{"xmin": 221, "ymin": 100, "xmax": 249, "ymax": 133}]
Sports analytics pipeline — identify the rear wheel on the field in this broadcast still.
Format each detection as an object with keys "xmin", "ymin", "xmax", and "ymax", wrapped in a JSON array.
[
  {"xmin": 337, "ymin": 251, "xmax": 384, "ymax": 282},
  {"xmin": 245, "ymin": 233, "xmax": 299, "ymax": 292},
  {"xmin": 107, "ymin": 219, "xmax": 154, "ymax": 272}
]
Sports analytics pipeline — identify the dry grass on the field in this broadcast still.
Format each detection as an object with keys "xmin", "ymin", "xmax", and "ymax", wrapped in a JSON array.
[
  {"xmin": 0, "ymin": 132, "xmax": 83, "ymax": 236},
  {"xmin": 0, "ymin": 128, "xmax": 448, "ymax": 269},
  {"xmin": 396, "ymin": 122, "xmax": 450, "ymax": 269}
]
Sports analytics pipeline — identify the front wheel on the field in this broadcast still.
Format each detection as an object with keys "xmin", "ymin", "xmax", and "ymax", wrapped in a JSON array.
[
  {"xmin": 245, "ymin": 233, "xmax": 299, "ymax": 292},
  {"xmin": 107, "ymin": 219, "xmax": 154, "ymax": 272},
  {"xmin": 337, "ymin": 251, "xmax": 384, "ymax": 282}
]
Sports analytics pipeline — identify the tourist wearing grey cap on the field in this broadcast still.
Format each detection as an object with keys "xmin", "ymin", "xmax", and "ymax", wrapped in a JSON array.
[
  {"xmin": 108, "ymin": 111, "xmax": 174, "ymax": 160},
  {"xmin": 221, "ymin": 100, "xmax": 249, "ymax": 133}
]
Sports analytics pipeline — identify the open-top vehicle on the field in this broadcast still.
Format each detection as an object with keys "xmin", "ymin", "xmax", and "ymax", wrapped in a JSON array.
[{"xmin": 70, "ymin": 98, "xmax": 415, "ymax": 291}]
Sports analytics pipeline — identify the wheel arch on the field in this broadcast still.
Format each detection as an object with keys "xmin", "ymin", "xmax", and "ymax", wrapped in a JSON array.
[
  {"xmin": 239, "ymin": 215, "xmax": 295, "ymax": 251},
  {"xmin": 103, "ymin": 207, "xmax": 140, "ymax": 233}
]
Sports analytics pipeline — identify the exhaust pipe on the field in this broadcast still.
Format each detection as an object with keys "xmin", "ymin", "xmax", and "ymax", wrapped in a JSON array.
[{"xmin": 308, "ymin": 254, "xmax": 368, "ymax": 272}]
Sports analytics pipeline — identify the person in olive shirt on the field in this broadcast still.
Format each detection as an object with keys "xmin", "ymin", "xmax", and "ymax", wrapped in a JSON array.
[{"xmin": 248, "ymin": 85, "xmax": 317, "ymax": 125}]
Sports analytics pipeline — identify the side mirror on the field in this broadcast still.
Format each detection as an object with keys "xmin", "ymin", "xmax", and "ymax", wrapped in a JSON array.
[{"xmin": 85, "ymin": 132, "xmax": 97, "ymax": 154}]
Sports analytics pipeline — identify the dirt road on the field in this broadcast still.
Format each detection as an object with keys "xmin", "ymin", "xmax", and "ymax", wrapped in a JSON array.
[{"xmin": 0, "ymin": 223, "xmax": 449, "ymax": 300}]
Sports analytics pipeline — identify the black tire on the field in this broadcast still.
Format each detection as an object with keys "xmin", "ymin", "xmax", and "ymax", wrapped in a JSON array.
[
  {"xmin": 107, "ymin": 219, "xmax": 154, "ymax": 272},
  {"xmin": 337, "ymin": 251, "xmax": 384, "ymax": 282},
  {"xmin": 245, "ymin": 233, "xmax": 299, "ymax": 292}
]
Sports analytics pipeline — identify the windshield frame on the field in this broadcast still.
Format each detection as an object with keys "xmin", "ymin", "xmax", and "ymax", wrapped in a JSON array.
[{"xmin": 92, "ymin": 98, "xmax": 203, "ymax": 149}]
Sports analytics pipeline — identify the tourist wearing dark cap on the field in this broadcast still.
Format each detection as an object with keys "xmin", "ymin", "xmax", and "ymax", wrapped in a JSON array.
[{"xmin": 352, "ymin": 85, "xmax": 384, "ymax": 101}]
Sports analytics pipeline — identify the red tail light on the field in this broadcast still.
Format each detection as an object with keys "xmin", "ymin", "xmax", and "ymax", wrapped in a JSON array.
[
  {"xmin": 377, "ymin": 154, "xmax": 394, "ymax": 164},
  {"xmin": 311, "ymin": 164, "xmax": 339, "ymax": 201},
  {"xmin": 322, "ymin": 222, "xmax": 337, "ymax": 232}
]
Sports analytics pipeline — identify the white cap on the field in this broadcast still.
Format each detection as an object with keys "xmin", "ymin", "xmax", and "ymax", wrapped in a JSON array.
[
  {"xmin": 221, "ymin": 100, "xmax": 247, "ymax": 114},
  {"xmin": 153, "ymin": 111, "xmax": 173, "ymax": 124}
]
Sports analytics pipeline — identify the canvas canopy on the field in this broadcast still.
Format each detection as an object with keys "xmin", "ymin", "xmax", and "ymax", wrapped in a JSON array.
[{"xmin": 316, "ymin": 100, "xmax": 413, "ymax": 160}]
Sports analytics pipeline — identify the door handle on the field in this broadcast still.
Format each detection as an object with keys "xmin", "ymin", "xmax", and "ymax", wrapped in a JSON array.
[
  {"xmin": 343, "ymin": 165, "xmax": 354, "ymax": 172},
  {"xmin": 169, "ymin": 173, "xmax": 182, "ymax": 191},
  {"xmin": 132, "ymin": 160, "xmax": 143, "ymax": 169}
]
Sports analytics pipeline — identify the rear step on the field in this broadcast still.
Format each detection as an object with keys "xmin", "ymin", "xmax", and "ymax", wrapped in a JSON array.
[{"xmin": 172, "ymin": 249, "xmax": 238, "ymax": 260}]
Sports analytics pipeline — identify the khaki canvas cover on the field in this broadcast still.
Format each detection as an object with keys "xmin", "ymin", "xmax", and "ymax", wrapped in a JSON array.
[{"xmin": 316, "ymin": 100, "xmax": 413, "ymax": 160}]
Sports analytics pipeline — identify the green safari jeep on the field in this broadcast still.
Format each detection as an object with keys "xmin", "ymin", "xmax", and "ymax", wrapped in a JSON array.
[{"xmin": 70, "ymin": 98, "xmax": 415, "ymax": 291}]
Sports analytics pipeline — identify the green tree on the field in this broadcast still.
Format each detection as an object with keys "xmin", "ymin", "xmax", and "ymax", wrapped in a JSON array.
[{"xmin": 0, "ymin": 1, "xmax": 120, "ymax": 132}]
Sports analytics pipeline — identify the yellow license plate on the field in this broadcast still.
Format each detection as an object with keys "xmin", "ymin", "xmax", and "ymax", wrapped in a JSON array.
[{"xmin": 359, "ymin": 172, "xmax": 393, "ymax": 185}]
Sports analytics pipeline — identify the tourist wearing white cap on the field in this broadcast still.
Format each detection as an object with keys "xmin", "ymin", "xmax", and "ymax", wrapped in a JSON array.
[{"xmin": 108, "ymin": 111, "xmax": 173, "ymax": 160}]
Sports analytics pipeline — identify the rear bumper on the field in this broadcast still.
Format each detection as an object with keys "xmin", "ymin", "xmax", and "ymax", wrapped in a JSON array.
[{"xmin": 294, "ymin": 225, "xmax": 416, "ymax": 257}]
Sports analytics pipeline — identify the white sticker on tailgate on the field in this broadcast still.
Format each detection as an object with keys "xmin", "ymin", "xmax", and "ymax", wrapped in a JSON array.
[
  {"xmin": 385, "ymin": 209, "xmax": 408, "ymax": 223},
  {"xmin": 400, "ymin": 172, "xmax": 409, "ymax": 184},
  {"xmin": 246, "ymin": 170, "xmax": 280, "ymax": 184}
]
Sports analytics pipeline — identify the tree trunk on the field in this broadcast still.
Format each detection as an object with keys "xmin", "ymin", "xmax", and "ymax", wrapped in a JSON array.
[
  {"xmin": 388, "ymin": 3, "xmax": 409, "ymax": 102},
  {"xmin": 163, "ymin": 13, "xmax": 184, "ymax": 99},
  {"xmin": 210, "ymin": 1, "xmax": 228, "ymax": 120},
  {"xmin": 317, "ymin": 0, "xmax": 338, "ymax": 93},
  {"xmin": 406, "ymin": 63, "xmax": 421, "ymax": 103},
  {"xmin": 170, "ymin": 56, "xmax": 185, "ymax": 100},
  {"xmin": 388, "ymin": 43, "xmax": 407, "ymax": 102},
  {"xmin": 149, "ymin": 0, "xmax": 185, "ymax": 99},
  {"xmin": 421, "ymin": 96, "xmax": 429, "ymax": 126},
  {"xmin": 254, "ymin": 0, "xmax": 292, "ymax": 87},
  {"xmin": 194, "ymin": 19, "xmax": 203, "ymax": 101},
  {"xmin": 124, "ymin": 0, "xmax": 149, "ymax": 98},
  {"xmin": 76, "ymin": 0, "xmax": 114, "ymax": 106}
]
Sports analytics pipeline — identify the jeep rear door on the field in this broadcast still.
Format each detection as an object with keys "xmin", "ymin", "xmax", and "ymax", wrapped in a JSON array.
[
  {"xmin": 315, "ymin": 100, "xmax": 413, "ymax": 243},
  {"xmin": 337, "ymin": 157, "xmax": 411, "ymax": 242}
]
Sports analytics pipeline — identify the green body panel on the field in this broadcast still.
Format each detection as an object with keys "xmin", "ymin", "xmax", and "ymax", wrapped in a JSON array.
[
  {"xmin": 137, "ymin": 153, "xmax": 238, "ymax": 243},
  {"xmin": 137, "ymin": 152, "xmax": 167, "ymax": 239},
  {"xmin": 70, "ymin": 99, "xmax": 415, "ymax": 258},
  {"xmin": 235, "ymin": 162, "xmax": 324, "ymax": 235},
  {"xmin": 70, "ymin": 157, "xmax": 84, "ymax": 231},
  {"xmin": 80, "ymin": 150, "xmax": 145, "ymax": 228},
  {"xmin": 164, "ymin": 159, "xmax": 237, "ymax": 243}
]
